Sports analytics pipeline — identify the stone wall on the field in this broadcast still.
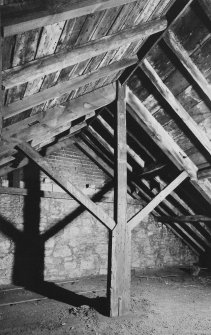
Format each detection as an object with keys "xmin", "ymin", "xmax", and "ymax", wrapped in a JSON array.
[{"xmin": 0, "ymin": 144, "xmax": 197, "ymax": 286}]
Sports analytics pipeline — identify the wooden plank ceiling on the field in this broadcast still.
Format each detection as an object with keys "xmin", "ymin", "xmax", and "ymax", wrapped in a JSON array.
[{"xmin": 1, "ymin": 0, "xmax": 211, "ymax": 255}]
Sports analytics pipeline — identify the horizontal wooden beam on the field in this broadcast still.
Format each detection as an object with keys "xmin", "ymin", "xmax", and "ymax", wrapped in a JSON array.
[
  {"xmin": 4, "ymin": 58, "xmax": 137, "ymax": 119},
  {"xmin": 3, "ymin": 0, "xmax": 137, "ymax": 37},
  {"xmin": 16, "ymin": 141, "xmax": 116, "ymax": 230},
  {"xmin": 3, "ymin": 84, "xmax": 115, "ymax": 139},
  {"xmin": 3, "ymin": 18, "xmax": 167, "ymax": 89},
  {"xmin": 126, "ymin": 86, "xmax": 198, "ymax": 180},
  {"xmin": 157, "ymin": 215, "xmax": 211, "ymax": 223},
  {"xmin": 164, "ymin": 30, "xmax": 211, "ymax": 103},
  {"xmin": 141, "ymin": 59, "xmax": 211, "ymax": 159},
  {"xmin": 128, "ymin": 171, "xmax": 189, "ymax": 230}
]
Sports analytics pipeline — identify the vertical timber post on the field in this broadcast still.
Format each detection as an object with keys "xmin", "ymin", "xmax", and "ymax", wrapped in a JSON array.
[{"xmin": 108, "ymin": 81, "xmax": 131, "ymax": 317}]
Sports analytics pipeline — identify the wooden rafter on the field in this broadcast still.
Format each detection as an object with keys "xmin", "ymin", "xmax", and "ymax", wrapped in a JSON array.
[
  {"xmin": 126, "ymin": 87, "xmax": 211, "ymax": 206},
  {"xmin": 128, "ymin": 171, "xmax": 189, "ymax": 230},
  {"xmin": 157, "ymin": 215, "xmax": 211, "ymax": 223},
  {"xmin": 84, "ymin": 125, "xmax": 208, "ymax": 252},
  {"xmin": 164, "ymin": 30, "xmax": 211, "ymax": 103},
  {"xmin": 198, "ymin": 0, "xmax": 211, "ymax": 21},
  {"xmin": 2, "ymin": 18, "xmax": 167, "ymax": 89},
  {"xmin": 4, "ymin": 58, "xmax": 137, "ymax": 119},
  {"xmin": 140, "ymin": 59, "xmax": 211, "ymax": 158},
  {"xmin": 83, "ymin": 111, "xmax": 208, "ymax": 252},
  {"xmin": 79, "ymin": 134, "xmax": 203, "ymax": 254},
  {"xmin": 126, "ymin": 87, "xmax": 198, "ymax": 180},
  {"xmin": 96, "ymin": 114, "xmax": 145, "ymax": 167},
  {"xmin": 2, "ymin": 0, "xmax": 137, "ymax": 37},
  {"xmin": 16, "ymin": 141, "xmax": 115, "ymax": 230},
  {"xmin": 122, "ymin": 0, "xmax": 195, "ymax": 85}
]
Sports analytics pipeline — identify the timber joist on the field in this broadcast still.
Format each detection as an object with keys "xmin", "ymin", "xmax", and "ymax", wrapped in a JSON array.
[
  {"xmin": 2, "ymin": 0, "xmax": 138, "ymax": 37},
  {"xmin": 2, "ymin": 18, "xmax": 167, "ymax": 89}
]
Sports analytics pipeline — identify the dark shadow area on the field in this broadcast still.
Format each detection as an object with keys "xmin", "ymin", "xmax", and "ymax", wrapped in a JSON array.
[
  {"xmin": 12, "ymin": 162, "xmax": 44, "ymax": 287},
  {"xmin": 0, "ymin": 162, "xmax": 113, "ymax": 316},
  {"xmin": 28, "ymin": 281, "xmax": 109, "ymax": 316}
]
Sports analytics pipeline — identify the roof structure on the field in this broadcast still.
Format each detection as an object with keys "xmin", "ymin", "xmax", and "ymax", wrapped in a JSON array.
[{"xmin": 0, "ymin": 0, "xmax": 211, "ymax": 315}]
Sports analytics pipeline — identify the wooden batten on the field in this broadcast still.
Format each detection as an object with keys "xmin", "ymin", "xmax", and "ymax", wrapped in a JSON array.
[
  {"xmin": 108, "ymin": 82, "xmax": 131, "ymax": 317},
  {"xmin": 164, "ymin": 30, "xmax": 211, "ymax": 102},
  {"xmin": 3, "ymin": 0, "xmax": 137, "ymax": 37},
  {"xmin": 16, "ymin": 142, "xmax": 116, "ymax": 230},
  {"xmin": 2, "ymin": 18, "xmax": 167, "ymax": 89}
]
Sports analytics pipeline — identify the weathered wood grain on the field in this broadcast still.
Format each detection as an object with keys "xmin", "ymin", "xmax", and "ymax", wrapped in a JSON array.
[
  {"xmin": 3, "ymin": 84, "xmax": 116, "ymax": 141},
  {"xmin": 3, "ymin": 0, "xmax": 138, "ymax": 36},
  {"xmin": 126, "ymin": 86, "xmax": 198, "ymax": 179},
  {"xmin": 109, "ymin": 82, "xmax": 130, "ymax": 317},
  {"xmin": 4, "ymin": 58, "xmax": 137, "ymax": 119},
  {"xmin": 141, "ymin": 59, "xmax": 211, "ymax": 160},
  {"xmin": 3, "ymin": 18, "xmax": 167, "ymax": 89},
  {"xmin": 164, "ymin": 29, "xmax": 211, "ymax": 103}
]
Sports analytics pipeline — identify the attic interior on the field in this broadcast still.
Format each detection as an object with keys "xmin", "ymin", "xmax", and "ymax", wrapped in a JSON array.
[{"xmin": 0, "ymin": 0, "xmax": 211, "ymax": 333}]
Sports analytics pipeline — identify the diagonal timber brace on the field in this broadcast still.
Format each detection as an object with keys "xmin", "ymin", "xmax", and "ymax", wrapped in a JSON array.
[
  {"xmin": 128, "ymin": 171, "xmax": 189, "ymax": 231},
  {"xmin": 16, "ymin": 141, "xmax": 116, "ymax": 230}
]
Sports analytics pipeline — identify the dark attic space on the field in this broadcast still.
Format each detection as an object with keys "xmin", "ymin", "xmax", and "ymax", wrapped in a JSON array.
[{"xmin": 0, "ymin": 0, "xmax": 211, "ymax": 334}]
